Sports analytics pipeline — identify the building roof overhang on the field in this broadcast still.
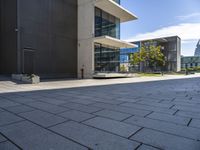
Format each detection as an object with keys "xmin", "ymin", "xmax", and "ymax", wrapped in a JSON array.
[
  {"xmin": 95, "ymin": 0, "xmax": 137, "ymax": 22},
  {"xmin": 94, "ymin": 36, "xmax": 138, "ymax": 48}
]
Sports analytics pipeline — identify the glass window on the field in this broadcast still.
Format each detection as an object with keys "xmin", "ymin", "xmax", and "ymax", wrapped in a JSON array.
[
  {"xmin": 95, "ymin": 7, "xmax": 120, "ymax": 39},
  {"xmin": 95, "ymin": 43, "xmax": 120, "ymax": 72}
]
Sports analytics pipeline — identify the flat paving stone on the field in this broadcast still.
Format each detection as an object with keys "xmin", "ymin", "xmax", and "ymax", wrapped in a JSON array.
[
  {"xmin": 0, "ymin": 121, "xmax": 87, "ymax": 150},
  {"xmin": 58, "ymin": 110, "xmax": 95, "ymax": 122},
  {"xmin": 137, "ymin": 101, "xmax": 173, "ymax": 108},
  {"xmin": 61, "ymin": 102, "xmax": 102, "ymax": 113},
  {"xmin": 19, "ymin": 110, "xmax": 67, "ymax": 127},
  {"xmin": 5, "ymin": 105, "xmax": 35, "ymax": 114},
  {"xmin": 50, "ymin": 121, "xmax": 140, "ymax": 150},
  {"xmin": 26, "ymin": 101, "xmax": 69, "ymax": 114},
  {"xmin": 137, "ymin": 144, "xmax": 160, "ymax": 150},
  {"xmin": 0, "ymin": 134, "xmax": 6, "ymax": 142},
  {"xmin": 147, "ymin": 112, "xmax": 191, "ymax": 126},
  {"xmin": 0, "ymin": 112, "xmax": 24, "ymax": 127},
  {"xmin": 0, "ymin": 108, "xmax": 4, "ymax": 113},
  {"xmin": 7, "ymin": 96, "xmax": 37, "ymax": 104},
  {"xmin": 91, "ymin": 102, "xmax": 151, "ymax": 117},
  {"xmin": 83, "ymin": 117, "xmax": 141, "ymax": 138},
  {"xmin": 0, "ymin": 100, "xmax": 20, "ymax": 108},
  {"xmin": 93, "ymin": 109, "xmax": 131, "ymax": 121},
  {"xmin": 173, "ymin": 105, "xmax": 200, "ymax": 113},
  {"xmin": 69, "ymin": 98, "xmax": 97, "ymax": 105},
  {"xmin": 0, "ymin": 141, "xmax": 20, "ymax": 150},
  {"xmin": 131, "ymin": 128, "xmax": 200, "ymax": 150},
  {"xmin": 124, "ymin": 116, "xmax": 200, "ymax": 140},
  {"xmin": 37, "ymin": 97, "xmax": 67, "ymax": 105},
  {"xmin": 176, "ymin": 110, "xmax": 200, "ymax": 119},
  {"xmin": 189, "ymin": 119, "xmax": 200, "ymax": 129},
  {"xmin": 121, "ymin": 102, "xmax": 176, "ymax": 115}
]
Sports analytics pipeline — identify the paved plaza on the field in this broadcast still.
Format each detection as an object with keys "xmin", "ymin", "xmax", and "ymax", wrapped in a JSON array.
[{"xmin": 0, "ymin": 75, "xmax": 200, "ymax": 150}]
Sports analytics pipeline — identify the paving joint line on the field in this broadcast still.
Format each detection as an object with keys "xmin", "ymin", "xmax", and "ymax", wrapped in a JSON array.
[{"xmin": 0, "ymin": 132, "xmax": 23, "ymax": 150}]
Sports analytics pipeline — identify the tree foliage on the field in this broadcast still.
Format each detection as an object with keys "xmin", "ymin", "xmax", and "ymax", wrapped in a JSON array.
[{"xmin": 130, "ymin": 41, "xmax": 165, "ymax": 72}]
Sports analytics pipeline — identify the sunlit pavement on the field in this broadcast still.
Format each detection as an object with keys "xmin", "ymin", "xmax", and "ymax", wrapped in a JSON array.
[{"xmin": 0, "ymin": 75, "xmax": 200, "ymax": 150}]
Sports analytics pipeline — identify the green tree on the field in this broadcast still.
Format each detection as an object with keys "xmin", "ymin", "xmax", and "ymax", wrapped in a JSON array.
[{"xmin": 130, "ymin": 41, "xmax": 165, "ymax": 72}]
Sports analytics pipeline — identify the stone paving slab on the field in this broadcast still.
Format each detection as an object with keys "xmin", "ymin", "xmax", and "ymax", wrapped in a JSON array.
[
  {"xmin": 172, "ymin": 105, "xmax": 200, "ymax": 113},
  {"xmin": 50, "ymin": 121, "xmax": 140, "ymax": 150},
  {"xmin": 69, "ymin": 98, "xmax": 96, "ymax": 105},
  {"xmin": 0, "ymin": 112, "xmax": 24, "ymax": 127},
  {"xmin": 93, "ymin": 109, "xmax": 131, "ymax": 121},
  {"xmin": 0, "ymin": 134, "xmax": 6, "ymax": 143},
  {"xmin": 83, "ymin": 117, "xmax": 141, "ymax": 138},
  {"xmin": 131, "ymin": 128, "xmax": 200, "ymax": 150},
  {"xmin": 176, "ymin": 110, "xmax": 200, "ymax": 119},
  {"xmin": 90, "ymin": 102, "xmax": 151, "ymax": 117},
  {"xmin": 0, "ymin": 121, "xmax": 87, "ymax": 150},
  {"xmin": 26, "ymin": 101, "xmax": 69, "ymax": 114},
  {"xmin": 124, "ymin": 116, "xmax": 200, "ymax": 140},
  {"xmin": 58, "ymin": 110, "xmax": 95, "ymax": 122},
  {"xmin": 120, "ymin": 102, "xmax": 176, "ymax": 115},
  {"xmin": 146, "ymin": 112, "xmax": 191, "ymax": 126},
  {"xmin": 136, "ymin": 100, "xmax": 173, "ymax": 108},
  {"xmin": 37, "ymin": 97, "xmax": 67, "ymax": 105},
  {"xmin": 61, "ymin": 102, "xmax": 103, "ymax": 113},
  {"xmin": 0, "ymin": 141, "xmax": 20, "ymax": 150},
  {"xmin": 137, "ymin": 144, "xmax": 161, "ymax": 150},
  {"xmin": 6, "ymin": 96, "xmax": 37, "ymax": 104},
  {"xmin": 5, "ymin": 105, "xmax": 35, "ymax": 114},
  {"xmin": 0, "ymin": 100, "xmax": 20, "ymax": 108},
  {"xmin": 19, "ymin": 110, "xmax": 67, "ymax": 128},
  {"xmin": 189, "ymin": 119, "xmax": 200, "ymax": 129}
]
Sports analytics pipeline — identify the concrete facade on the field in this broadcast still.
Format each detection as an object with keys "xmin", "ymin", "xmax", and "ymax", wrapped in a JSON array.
[
  {"xmin": 78, "ymin": 0, "xmax": 95, "ymax": 79},
  {"xmin": 78, "ymin": 0, "xmax": 137, "ymax": 78}
]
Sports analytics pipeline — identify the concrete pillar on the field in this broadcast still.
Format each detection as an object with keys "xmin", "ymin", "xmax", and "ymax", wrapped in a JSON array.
[{"xmin": 78, "ymin": 0, "xmax": 95, "ymax": 79}]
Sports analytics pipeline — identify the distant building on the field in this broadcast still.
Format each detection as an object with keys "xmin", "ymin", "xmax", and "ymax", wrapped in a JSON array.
[
  {"xmin": 122, "ymin": 36, "xmax": 181, "ymax": 72},
  {"xmin": 181, "ymin": 56, "xmax": 200, "ymax": 69},
  {"xmin": 194, "ymin": 40, "xmax": 200, "ymax": 56}
]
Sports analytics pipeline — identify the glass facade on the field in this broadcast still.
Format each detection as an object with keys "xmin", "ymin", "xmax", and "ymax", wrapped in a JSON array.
[
  {"xmin": 94, "ymin": 7, "xmax": 121, "ymax": 72},
  {"xmin": 112, "ymin": 0, "xmax": 120, "ymax": 4},
  {"xmin": 95, "ymin": 43, "xmax": 120, "ymax": 72},
  {"xmin": 95, "ymin": 7, "xmax": 120, "ymax": 39}
]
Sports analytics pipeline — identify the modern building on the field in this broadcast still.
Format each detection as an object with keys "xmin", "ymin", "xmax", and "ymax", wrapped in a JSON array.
[
  {"xmin": 120, "ymin": 42, "xmax": 140, "ymax": 72},
  {"xmin": 125, "ymin": 36, "xmax": 181, "ymax": 72},
  {"xmin": 181, "ymin": 56, "xmax": 200, "ymax": 69},
  {"xmin": 194, "ymin": 40, "xmax": 200, "ymax": 56},
  {"xmin": 0, "ymin": 0, "xmax": 137, "ymax": 78}
]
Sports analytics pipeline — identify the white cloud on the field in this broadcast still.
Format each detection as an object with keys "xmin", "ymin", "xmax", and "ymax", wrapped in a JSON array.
[
  {"xmin": 126, "ymin": 23, "xmax": 200, "ymax": 43},
  {"xmin": 176, "ymin": 13, "xmax": 200, "ymax": 20}
]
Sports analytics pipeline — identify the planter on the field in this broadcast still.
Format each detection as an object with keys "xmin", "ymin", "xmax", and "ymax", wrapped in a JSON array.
[
  {"xmin": 12, "ymin": 74, "xmax": 40, "ymax": 84},
  {"xmin": 21, "ymin": 75, "xmax": 40, "ymax": 84},
  {"xmin": 12, "ymin": 74, "xmax": 23, "ymax": 80}
]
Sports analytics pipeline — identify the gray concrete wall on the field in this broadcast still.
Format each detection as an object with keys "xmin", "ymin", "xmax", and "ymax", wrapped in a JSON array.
[{"xmin": 78, "ymin": 0, "xmax": 95, "ymax": 79}]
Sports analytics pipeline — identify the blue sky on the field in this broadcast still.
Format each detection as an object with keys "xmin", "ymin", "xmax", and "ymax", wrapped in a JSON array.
[{"xmin": 121, "ymin": 0, "xmax": 200, "ymax": 56}]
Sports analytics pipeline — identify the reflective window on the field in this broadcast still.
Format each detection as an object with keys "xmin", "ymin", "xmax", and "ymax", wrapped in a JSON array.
[
  {"xmin": 95, "ymin": 7, "xmax": 120, "ymax": 39},
  {"xmin": 112, "ymin": 0, "xmax": 120, "ymax": 4},
  {"xmin": 95, "ymin": 43, "xmax": 120, "ymax": 72}
]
